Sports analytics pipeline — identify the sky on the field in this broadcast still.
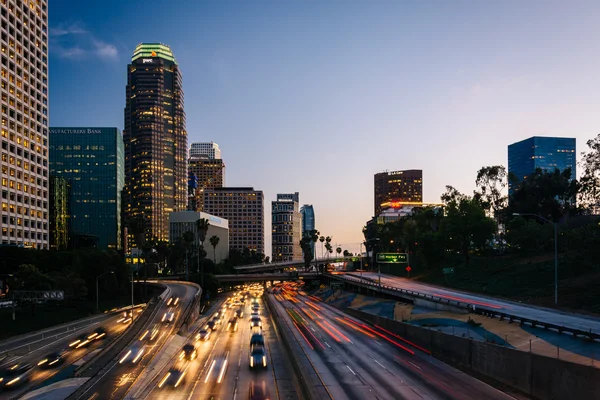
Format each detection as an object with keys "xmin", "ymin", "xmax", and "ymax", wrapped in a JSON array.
[{"xmin": 49, "ymin": 0, "xmax": 600, "ymax": 256}]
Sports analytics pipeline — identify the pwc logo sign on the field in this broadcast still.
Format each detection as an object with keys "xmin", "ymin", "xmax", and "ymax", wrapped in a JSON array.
[{"xmin": 142, "ymin": 51, "xmax": 158, "ymax": 64}]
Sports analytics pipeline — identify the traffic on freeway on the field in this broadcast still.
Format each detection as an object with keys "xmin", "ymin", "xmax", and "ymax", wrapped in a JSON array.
[
  {"xmin": 347, "ymin": 272, "xmax": 600, "ymax": 334},
  {"xmin": 270, "ymin": 280, "xmax": 515, "ymax": 400},
  {"xmin": 144, "ymin": 283, "xmax": 294, "ymax": 400}
]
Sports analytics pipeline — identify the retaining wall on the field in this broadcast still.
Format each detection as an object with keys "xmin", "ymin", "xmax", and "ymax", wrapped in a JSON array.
[{"xmin": 345, "ymin": 308, "xmax": 600, "ymax": 400}]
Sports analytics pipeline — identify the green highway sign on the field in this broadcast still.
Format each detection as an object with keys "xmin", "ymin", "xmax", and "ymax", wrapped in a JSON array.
[
  {"xmin": 442, "ymin": 267, "xmax": 455, "ymax": 274},
  {"xmin": 376, "ymin": 253, "xmax": 408, "ymax": 263}
]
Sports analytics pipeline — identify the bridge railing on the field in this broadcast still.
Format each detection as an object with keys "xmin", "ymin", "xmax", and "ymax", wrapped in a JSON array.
[{"xmin": 328, "ymin": 273, "xmax": 600, "ymax": 342}]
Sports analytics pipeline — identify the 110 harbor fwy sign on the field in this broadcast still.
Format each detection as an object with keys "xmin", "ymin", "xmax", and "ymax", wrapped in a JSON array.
[{"xmin": 376, "ymin": 253, "xmax": 408, "ymax": 263}]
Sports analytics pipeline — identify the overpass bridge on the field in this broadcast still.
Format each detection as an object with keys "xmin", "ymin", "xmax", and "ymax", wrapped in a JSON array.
[
  {"xmin": 233, "ymin": 256, "xmax": 359, "ymax": 273},
  {"xmin": 214, "ymin": 272, "xmax": 323, "ymax": 282}
]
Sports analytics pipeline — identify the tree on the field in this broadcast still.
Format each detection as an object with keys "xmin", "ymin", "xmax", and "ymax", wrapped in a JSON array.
[
  {"xmin": 440, "ymin": 186, "xmax": 497, "ymax": 267},
  {"xmin": 319, "ymin": 236, "xmax": 325, "ymax": 259},
  {"xmin": 475, "ymin": 166, "xmax": 507, "ymax": 220},
  {"xmin": 209, "ymin": 235, "xmax": 220, "ymax": 264},
  {"xmin": 195, "ymin": 218, "xmax": 210, "ymax": 290},
  {"xmin": 506, "ymin": 217, "xmax": 552, "ymax": 256},
  {"xmin": 579, "ymin": 134, "xmax": 600, "ymax": 213},
  {"xmin": 310, "ymin": 230, "xmax": 320, "ymax": 268},
  {"xmin": 299, "ymin": 233, "xmax": 314, "ymax": 270},
  {"xmin": 336, "ymin": 246, "xmax": 342, "ymax": 258},
  {"xmin": 182, "ymin": 231, "xmax": 195, "ymax": 280},
  {"xmin": 343, "ymin": 250, "xmax": 350, "ymax": 257}
]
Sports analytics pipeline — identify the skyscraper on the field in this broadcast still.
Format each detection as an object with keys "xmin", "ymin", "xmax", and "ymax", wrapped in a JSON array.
[
  {"xmin": 49, "ymin": 175, "xmax": 69, "ymax": 250},
  {"xmin": 188, "ymin": 157, "xmax": 225, "ymax": 211},
  {"xmin": 0, "ymin": 0, "xmax": 49, "ymax": 248},
  {"xmin": 203, "ymin": 187, "xmax": 264, "ymax": 254},
  {"xmin": 374, "ymin": 170, "xmax": 423, "ymax": 216},
  {"xmin": 49, "ymin": 127, "xmax": 124, "ymax": 250},
  {"xmin": 508, "ymin": 136, "xmax": 576, "ymax": 194},
  {"xmin": 272, "ymin": 193, "xmax": 302, "ymax": 262},
  {"xmin": 123, "ymin": 43, "xmax": 187, "ymax": 242},
  {"xmin": 190, "ymin": 142, "xmax": 221, "ymax": 160},
  {"xmin": 300, "ymin": 204, "xmax": 315, "ymax": 256}
]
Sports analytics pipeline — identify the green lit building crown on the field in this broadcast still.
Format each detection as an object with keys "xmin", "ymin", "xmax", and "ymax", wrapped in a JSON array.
[{"xmin": 131, "ymin": 43, "xmax": 177, "ymax": 64}]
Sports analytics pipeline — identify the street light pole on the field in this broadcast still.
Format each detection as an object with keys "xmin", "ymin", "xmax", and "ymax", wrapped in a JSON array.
[
  {"xmin": 96, "ymin": 271, "xmax": 114, "ymax": 314},
  {"xmin": 513, "ymin": 213, "xmax": 558, "ymax": 305}
]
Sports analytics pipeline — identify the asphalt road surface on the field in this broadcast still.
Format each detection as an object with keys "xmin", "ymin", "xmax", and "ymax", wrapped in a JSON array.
[
  {"xmin": 347, "ymin": 272, "xmax": 600, "ymax": 334},
  {"xmin": 270, "ymin": 286, "xmax": 515, "ymax": 400}
]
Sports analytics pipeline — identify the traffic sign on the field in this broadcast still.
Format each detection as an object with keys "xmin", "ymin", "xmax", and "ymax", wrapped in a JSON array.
[
  {"xmin": 442, "ymin": 267, "xmax": 455, "ymax": 274},
  {"xmin": 405, "ymin": 266, "xmax": 412, "ymax": 272},
  {"xmin": 377, "ymin": 253, "xmax": 408, "ymax": 263}
]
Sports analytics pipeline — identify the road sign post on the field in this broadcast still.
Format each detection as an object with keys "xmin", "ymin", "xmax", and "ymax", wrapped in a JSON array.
[{"xmin": 406, "ymin": 265, "xmax": 412, "ymax": 278}]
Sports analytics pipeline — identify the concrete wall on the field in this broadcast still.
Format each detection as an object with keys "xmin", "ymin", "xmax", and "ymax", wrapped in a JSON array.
[{"xmin": 345, "ymin": 308, "xmax": 600, "ymax": 400}]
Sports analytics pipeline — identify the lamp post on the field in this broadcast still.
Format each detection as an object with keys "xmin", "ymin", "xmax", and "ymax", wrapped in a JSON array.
[
  {"xmin": 513, "ymin": 213, "xmax": 558, "ymax": 305},
  {"xmin": 359, "ymin": 242, "xmax": 364, "ymax": 279},
  {"xmin": 96, "ymin": 271, "xmax": 114, "ymax": 314}
]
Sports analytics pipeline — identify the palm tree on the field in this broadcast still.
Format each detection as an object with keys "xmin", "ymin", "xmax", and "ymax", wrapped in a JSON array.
[
  {"xmin": 209, "ymin": 235, "xmax": 220, "ymax": 264},
  {"xmin": 325, "ymin": 236, "xmax": 332, "ymax": 260},
  {"xmin": 310, "ymin": 230, "xmax": 320, "ymax": 270},
  {"xmin": 182, "ymin": 231, "xmax": 195, "ymax": 281},
  {"xmin": 319, "ymin": 236, "xmax": 325, "ymax": 259},
  {"xmin": 336, "ymin": 246, "xmax": 342, "ymax": 258},
  {"xmin": 195, "ymin": 218, "xmax": 210, "ymax": 290}
]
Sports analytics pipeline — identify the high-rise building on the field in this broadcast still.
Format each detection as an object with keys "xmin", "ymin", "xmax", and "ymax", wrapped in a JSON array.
[
  {"xmin": 49, "ymin": 175, "xmax": 69, "ymax": 250},
  {"xmin": 300, "ymin": 204, "xmax": 315, "ymax": 256},
  {"xmin": 190, "ymin": 142, "xmax": 221, "ymax": 160},
  {"xmin": 272, "ymin": 193, "xmax": 302, "ymax": 262},
  {"xmin": 508, "ymin": 136, "xmax": 576, "ymax": 194},
  {"xmin": 188, "ymin": 157, "xmax": 225, "ymax": 211},
  {"xmin": 123, "ymin": 43, "xmax": 187, "ymax": 242},
  {"xmin": 374, "ymin": 170, "xmax": 423, "ymax": 216},
  {"xmin": 0, "ymin": 1, "xmax": 49, "ymax": 248},
  {"xmin": 203, "ymin": 187, "xmax": 264, "ymax": 254},
  {"xmin": 49, "ymin": 127, "xmax": 124, "ymax": 250}
]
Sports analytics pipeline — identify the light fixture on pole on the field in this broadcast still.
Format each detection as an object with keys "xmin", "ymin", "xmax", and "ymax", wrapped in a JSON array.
[{"xmin": 513, "ymin": 213, "xmax": 558, "ymax": 305}]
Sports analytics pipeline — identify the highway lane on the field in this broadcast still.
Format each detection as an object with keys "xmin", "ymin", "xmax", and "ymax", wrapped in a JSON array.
[
  {"xmin": 270, "ymin": 284, "xmax": 514, "ymax": 400},
  {"xmin": 0, "ymin": 309, "xmax": 138, "ymax": 400},
  {"xmin": 345, "ymin": 272, "xmax": 600, "ymax": 334},
  {"xmin": 73, "ymin": 282, "xmax": 198, "ymax": 400},
  {"xmin": 146, "ymin": 290, "xmax": 295, "ymax": 400}
]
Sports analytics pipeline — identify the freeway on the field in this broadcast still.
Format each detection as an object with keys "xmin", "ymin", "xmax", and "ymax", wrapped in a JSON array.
[
  {"xmin": 270, "ymin": 283, "xmax": 514, "ymax": 400},
  {"xmin": 144, "ymin": 289, "xmax": 297, "ymax": 400},
  {"xmin": 348, "ymin": 272, "xmax": 600, "ymax": 335},
  {"xmin": 0, "ymin": 307, "xmax": 139, "ymax": 400},
  {"xmin": 68, "ymin": 282, "xmax": 199, "ymax": 400}
]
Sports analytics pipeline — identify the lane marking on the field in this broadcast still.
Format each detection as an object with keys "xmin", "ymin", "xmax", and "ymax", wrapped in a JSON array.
[
  {"xmin": 346, "ymin": 365, "xmax": 356, "ymax": 375},
  {"xmin": 409, "ymin": 361, "xmax": 421, "ymax": 371},
  {"xmin": 325, "ymin": 342, "xmax": 331, "ymax": 348}
]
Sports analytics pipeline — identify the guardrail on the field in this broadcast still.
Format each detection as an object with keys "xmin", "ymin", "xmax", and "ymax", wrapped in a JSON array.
[{"xmin": 328, "ymin": 273, "xmax": 600, "ymax": 342}]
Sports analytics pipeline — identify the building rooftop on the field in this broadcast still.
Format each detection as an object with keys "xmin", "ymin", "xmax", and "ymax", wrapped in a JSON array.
[{"xmin": 132, "ymin": 43, "xmax": 177, "ymax": 64}]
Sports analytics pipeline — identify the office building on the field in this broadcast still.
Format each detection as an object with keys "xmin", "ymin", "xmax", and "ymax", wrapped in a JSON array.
[
  {"xmin": 374, "ymin": 170, "xmax": 423, "ymax": 216},
  {"xmin": 203, "ymin": 187, "xmax": 264, "ymax": 254},
  {"xmin": 49, "ymin": 127, "xmax": 124, "ymax": 250},
  {"xmin": 272, "ymin": 193, "xmax": 302, "ymax": 262},
  {"xmin": 0, "ymin": 1, "xmax": 49, "ymax": 248},
  {"xmin": 49, "ymin": 175, "xmax": 69, "ymax": 250},
  {"xmin": 508, "ymin": 136, "xmax": 576, "ymax": 194},
  {"xmin": 123, "ymin": 43, "xmax": 187, "ymax": 242},
  {"xmin": 190, "ymin": 142, "xmax": 221, "ymax": 160},
  {"xmin": 300, "ymin": 204, "xmax": 315, "ymax": 256},
  {"xmin": 169, "ymin": 211, "xmax": 229, "ymax": 263},
  {"xmin": 188, "ymin": 157, "xmax": 225, "ymax": 211}
]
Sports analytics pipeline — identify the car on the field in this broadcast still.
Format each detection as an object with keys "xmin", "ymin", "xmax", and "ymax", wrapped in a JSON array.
[
  {"xmin": 37, "ymin": 351, "xmax": 68, "ymax": 369},
  {"xmin": 248, "ymin": 381, "xmax": 271, "ymax": 400},
  {"xmin": 166, "ymin": 296, "xmax": 176, "ymax": 306},
  {"xmin": 140, "ymin": 324, "xmax": 161, "ymax": 342},
  {"xmin": 179, "ymin": 344, "xmax": 197, "ymax": 361},
  {"xmin": 251, "ymin": 311, "xmax": 260, "ymax": 319},
  {"xmin": 250, "ymin": 316, "xmax": 262, "ymax": 328},
  {"xmin": 87, "ymin": 327, "xmax": 107, "ymax": 341},
  {"xmin": 235, "ymin": 308, "xmax": 244, "ymax": 318},
  {"xmin": 206, "ymin": 320, "xmax": 217, "ymax": 331},
  {"xmin": 119, "ymin": 344, "xmax": 145, "ymax": 364},
  {"xmin": 250, "ymin": 333, "xmax": 264, "ymax": 348},
  {"xmin": 0, "ymin": 364, "xmax": 32, "ymax": 388},
  {"xmin": 157, "ymin": 367, "xmax": 186, "ymax": 389},
  {"xmin": 249, "ymin": 345, "xmax": 267, "ymax": 369},
  {"xmin": 226, "ymin": 318, "xmax": 238, "ymax": 332},
  {"xmin": 69, "ymin": 333, "xmax": 93, "ymax": 349},
  {"xmin": 196, "ymin": 329, "xmax": 211, "ymax": 341},
  {"xmin": 162, "ymin": 308, "xmax": 175, "ymax": 324},
  {"xmin": 213, "ymin": 316, "xmax": 222, "ymax": 325}
]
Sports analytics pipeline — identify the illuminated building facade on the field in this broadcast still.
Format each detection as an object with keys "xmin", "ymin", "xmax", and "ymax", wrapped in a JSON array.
[
  {"xmin": 49, "ymin": 127, "xmax": 124, "ymax": 250},
  {"xmin": 300, "ymin": 204, "xmax": 315, "ymax": 256},
  {"xmin": 49, "ymin": 175, "xmax": 69, "ymax": 250},
  {"xmin": 188, "ymin": 156, "xmax": 225, "ymax": 211},
  {"xmin": 374, "ymin": 170, "xmax": 423, "ymax": 216},
  {"xmin": 508, "ymin": 136, "xmax": 576, "ymax": 195},
  {"xmin": 272, "ymin": 192, "xmax": 302, "ymax": 262},
  {"xmin": 203, "ymin": 187, "xmax": 264, "ymax": 254},
  {"xmin": 190, "ymin": 142, "xmax": 220, "ymax": 160},
  {"xmin": 169, "ymin": 211, "xmax": 229, "ymax": 263},
  {"xmin": 0, "ymin": 0, "xmax": 49, "ymax": 248},
  {"xmin": 124, "ymin": 43, "xmax": 187, "ymax": 242}
]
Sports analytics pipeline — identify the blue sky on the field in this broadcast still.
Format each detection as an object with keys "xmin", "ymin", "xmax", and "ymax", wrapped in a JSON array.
[{"xmin": 49, "ymin": 0, "xmax": 600, "ymax": 255}]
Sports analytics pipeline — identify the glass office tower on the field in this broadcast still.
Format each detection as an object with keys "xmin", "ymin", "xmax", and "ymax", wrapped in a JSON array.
[
  {"xmin": 300, "ymin": 204, "xmax": 315, "ymax": 256},
  {"xmin": 49, "ymin": 127, "xmax": 124, "ymax": 249},
  {"xmin": 508, "ymin": 136, "xmax": 576, "ymax": 194}
]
